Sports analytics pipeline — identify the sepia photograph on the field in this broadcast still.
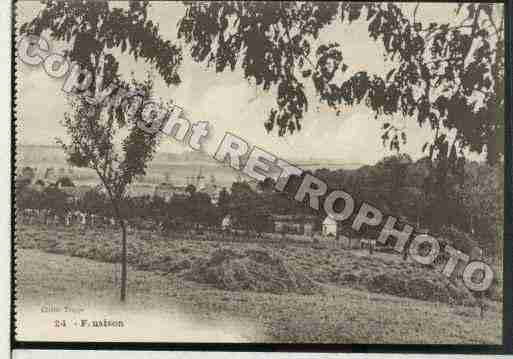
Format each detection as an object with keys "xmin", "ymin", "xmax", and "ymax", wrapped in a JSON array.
[{"xmin": 13, "ymin": 0, "xmax": 505, "ymax": 346}]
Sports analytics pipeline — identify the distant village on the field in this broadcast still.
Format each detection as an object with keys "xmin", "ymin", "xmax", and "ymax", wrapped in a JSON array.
[
  {"xmin": 17, "ymin": 164, "xmax": 226, "ymax": 205},
  {"xmin": 16, "ymin": 163, "xmax": 367, "ymax": 245}
]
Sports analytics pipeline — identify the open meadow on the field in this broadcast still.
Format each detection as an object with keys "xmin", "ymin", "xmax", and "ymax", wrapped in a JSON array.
[{"xmin": 15, "ymin": 223, "xmax": 502, "ymax": 344}]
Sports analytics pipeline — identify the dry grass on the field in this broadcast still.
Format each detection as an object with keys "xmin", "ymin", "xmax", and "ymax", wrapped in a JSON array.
[
  {"xmin": 182, "ymin": 248, "xmax": 322, "ymax": 294},
  {"xmin": 16, "ymin": 224, "xmax": 495, "ymax": 306},
  {"xmin": 15, "ymin": 247, "xmax": 501, "ymax": 344}
]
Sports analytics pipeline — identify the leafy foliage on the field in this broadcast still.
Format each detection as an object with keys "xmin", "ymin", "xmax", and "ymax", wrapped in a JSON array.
[
  {"xmin": 178, "ymin": 2, "xmax": 503, "ymax": 164},
  {"xmin": 21, "ymin": 0, "xmax": 182, "ymax": 86}
]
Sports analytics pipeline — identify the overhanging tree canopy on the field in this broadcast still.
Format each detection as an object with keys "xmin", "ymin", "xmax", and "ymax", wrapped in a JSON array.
[{"xmin": 177, "ymin": 2, "xmax": 503, "ymax": 164}]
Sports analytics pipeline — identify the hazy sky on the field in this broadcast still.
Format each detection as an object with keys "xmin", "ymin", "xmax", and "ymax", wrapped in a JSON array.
[{"xmin": 15, "ymin": 2, "xmax": 496, "ymax": 165}]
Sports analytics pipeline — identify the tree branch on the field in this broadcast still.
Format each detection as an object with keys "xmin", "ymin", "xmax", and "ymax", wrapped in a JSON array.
[
  {"xmin": 413, "ymin": 3, "xmax": 419, "ymax": 25},
  {"xmin": 485, "ymin": 10, "xmax": 500, "ymax": 39}
]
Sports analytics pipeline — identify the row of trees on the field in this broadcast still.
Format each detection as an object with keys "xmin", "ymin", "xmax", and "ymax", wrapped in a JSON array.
[
  {"xmin": 314, "ymin": 155, "xmax": 502, "ymax": 256},
  {"xmin": 17, "ymin": 153, "xmax": 502, "ymax": 257},
  {"xmin": 16, "ymin": 176, "xmax": 301, "ymax": 234}
]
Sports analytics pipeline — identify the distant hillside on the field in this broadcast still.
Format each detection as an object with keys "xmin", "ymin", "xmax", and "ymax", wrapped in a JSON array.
[
  {"xmin": 17, "ymin": 144, "xmax": 68, "ymax": 165},
  {"xmin": 18, "ymin": 144, "xmax": 363, "ymax": 169},
  {"xmin": 18, "ymin": 144, "xmax": 215, "ymax": 166},
  {"xmin": 17, "ymin": 144, "xmax": 364, "ymax": 187}
]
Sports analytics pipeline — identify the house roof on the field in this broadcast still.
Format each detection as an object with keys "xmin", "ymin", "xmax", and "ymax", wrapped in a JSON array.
[
  {"xmin": 270, "ymin": 214, "xmax": 317, "ymax": 222},
  {"xmin": 199, "ymin": 184, "xmax": 221, "ymax": 195},
  {"xmin": 154, "ymin": 183, "xmax": 188, "ymax": 196},
  {"xmin": 61, "ymin": 185, "xmax": 92, "ymax": 198},
  {"xmin": 323, "ymin": 216, "xmax": 337, "ymax": 225}
]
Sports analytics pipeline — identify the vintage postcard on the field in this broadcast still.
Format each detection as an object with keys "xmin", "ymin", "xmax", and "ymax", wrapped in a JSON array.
[{"xmin": 14, "ymin": 1, "xmax": 504, "ymax": 345}]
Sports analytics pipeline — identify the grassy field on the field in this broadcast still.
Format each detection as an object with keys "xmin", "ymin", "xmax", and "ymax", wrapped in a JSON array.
[{"xmin": 15, "ymin": 224, "xmax": 502, "ymax": 344}]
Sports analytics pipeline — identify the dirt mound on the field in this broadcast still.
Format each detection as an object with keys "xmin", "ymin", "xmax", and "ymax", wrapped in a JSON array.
[
  {"xmin": 366, "ymin": 274, "xmax": 475, "ymax": 305},
  {"xmin": 336, "ymin": 265, "xmax": 476, "ymax": 306},
  {"xmin": 182, "ymin": 248, "xmax": 322, "ymax": 295}
]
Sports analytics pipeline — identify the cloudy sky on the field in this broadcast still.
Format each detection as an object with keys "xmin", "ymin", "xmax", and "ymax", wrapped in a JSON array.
[{"xmin": 16, "ymin": 2, "xmax": 494, "ymax": 165}]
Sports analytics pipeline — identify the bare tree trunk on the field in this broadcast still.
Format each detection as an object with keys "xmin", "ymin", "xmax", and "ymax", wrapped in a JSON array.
[
  {"xmin": 109, "ymin": 195, "xmax": 128, "ymax": 303},
  {"xmin": 119, "ymin": 218, "xmax": 127, "ymax": 302},
  {"xmin": 94, "ymin": 174, "xmax": 129, "ymax": 303}
]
